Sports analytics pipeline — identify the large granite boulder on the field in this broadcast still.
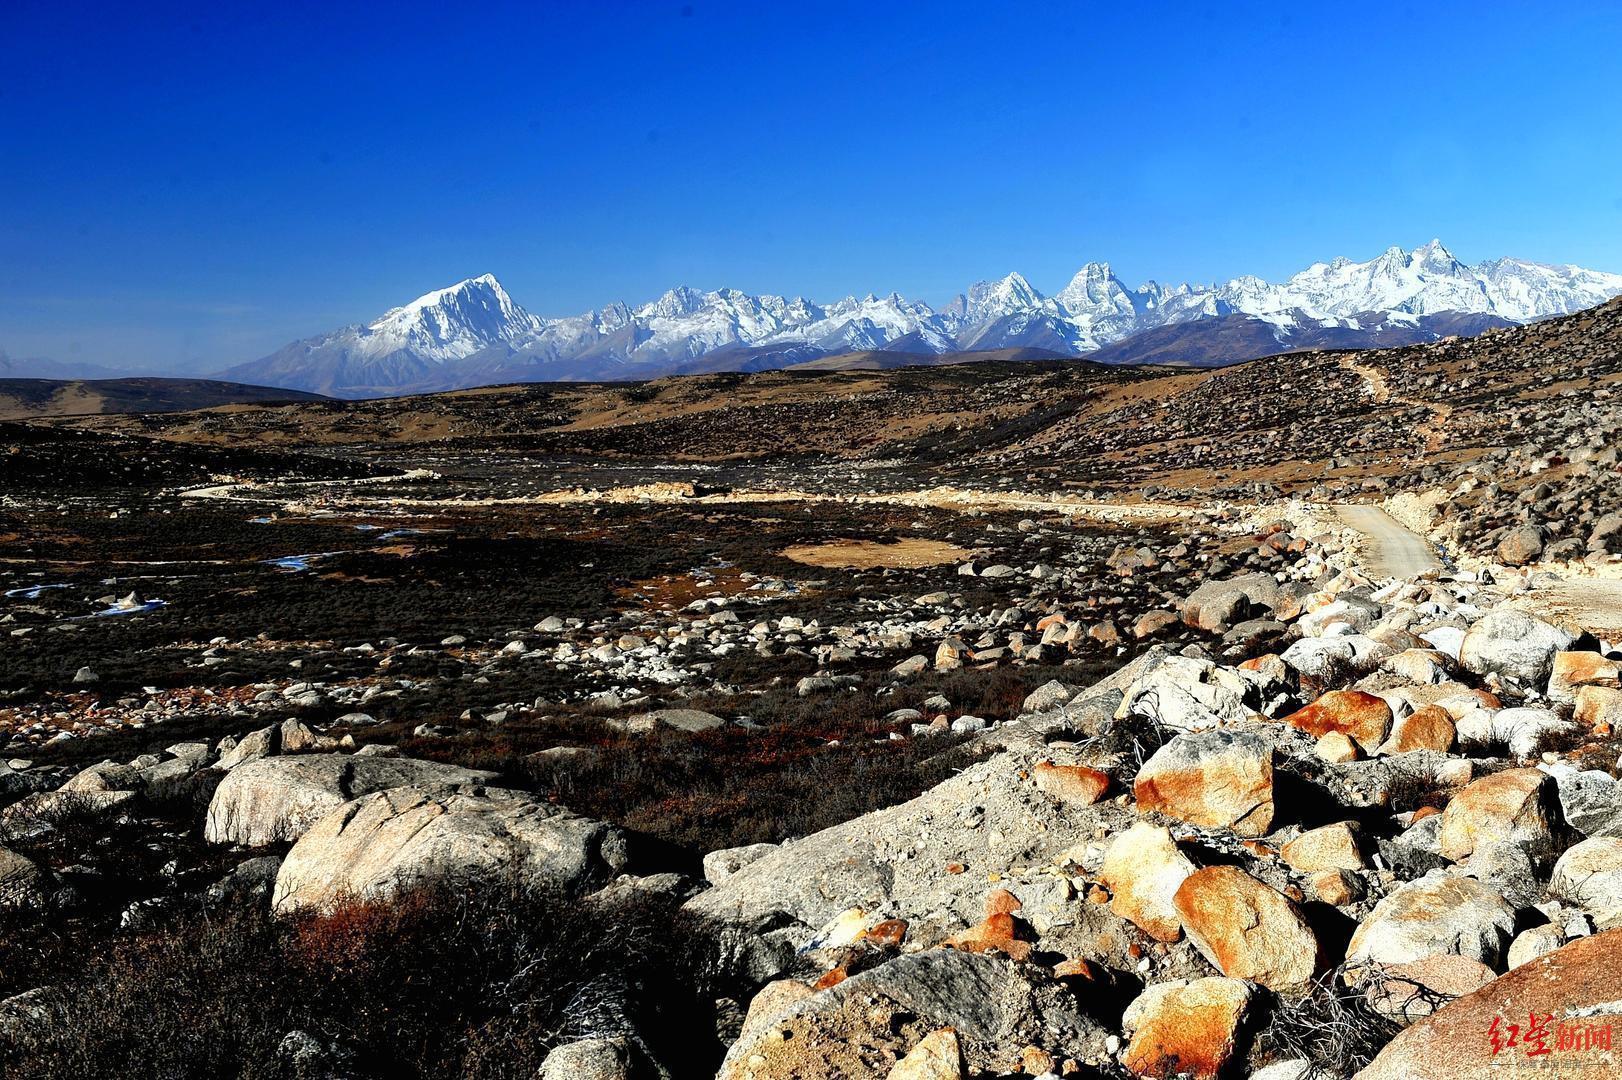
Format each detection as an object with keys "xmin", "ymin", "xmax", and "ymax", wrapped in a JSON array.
[
  {"xmin": 272, "ymin": 786, "xmax": 628, "ymax": 912},
  {"xmin": 204, "ymin": 753, "xmax": 498, "ymax": 847},
  {"xmin": 685, "ymin": 746, "xmax": 1108, "ymax": 944},
  {"xmin": 1458, "ymin": 610, "xmax": 1575, "ymax": 685},
  {"xmin": 1182, "ymin": 574, "xmax": 1285, "ymax": 632},
  {"xmin": 1356, "ymin": 930, "xmax": 1622, "ymax": 1079},
  {"xmin": 1133, "ymin": 729, "xmax": 1274, "ymax": 837},
  {"xmin": 1346, "ymin": 873, "xmax": 1517, "ymax": 969}
]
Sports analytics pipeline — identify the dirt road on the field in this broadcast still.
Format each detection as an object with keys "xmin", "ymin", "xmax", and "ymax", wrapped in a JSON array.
[
  {"xmin": 180, "ymin": 476, "xmax": 1212, "ymax": 526},
  {"xmin": 1334, "ymin": 503, "xmax": 1441, "ymax": 579},
  {"xmin": 1511, "ymin": 579, "xmax": 1622, "ymax": 638}
]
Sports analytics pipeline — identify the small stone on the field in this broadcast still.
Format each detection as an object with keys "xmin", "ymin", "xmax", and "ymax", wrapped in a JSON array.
[
  {"xmin": 1032, "ymin": 762, "xmax": 1110, "ymax": 806},
  {"xmin": 942, "ymin": 911, "xmax": 1033, "ymax": 962},
  {"xmin": 1282, "ymin": 822, "xmax": 1366, "ymax": 873},
  {"xmin": 887, "ymin": 1027, "xmax": 963, "ymax": 1080},
  {"xmin": 1311, "ymin": 869, "xmax": 1364, "ymax": 906},
  {"xmin": 1379, "ymin": 704, "xmax": 1456, "ymax": 754},
  {"xmin": 1506, "ymin": 924, "xmax": 1564, "ymax": 969},
  {"xmin": 1315, "ymin": 731, "xmax": 1360, "ymax": 763}
]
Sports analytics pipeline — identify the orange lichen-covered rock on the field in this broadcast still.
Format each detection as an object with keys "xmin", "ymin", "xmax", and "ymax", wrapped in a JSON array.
[
  {"xmin": 1358, "ymin": 931, "xmax": 1622, "ymax": 1079},
  {"xmin": 941, "ymin": 911, "xmax": 1033, "ymax": 962},
  {"xmin": 1379, "ymin": 704, "xmax": 1456, "ymax": 754},
  {"xmin": 1121, "ymin": 976, "xmax": 1255, "ymax": 1079},
  {"xmin": 813, "ymin": 966, "xmax": 848, "ymax": 989},
  {"xmin": 1133, "ymin": 730, "xmax": 1274, "ymax": 836},
  {"xmin": 1053, "ymin": 956, "xmax": 1104, "ymax": 982},
  {"xmin": 1281, "ymin": 689, "xmax": 1393, "ymax": 753},
  {"xmin": 862, "ymin": 918, "xmax": 908, "ymax": 948},
  {"xmin": 1549, "ymin": 651, "xmax": 1621, "ymax": 704},
  {"xmin": 983, "ymin": 888, "xmax": 1021, "ymax": 917},
  {"xmin": 1576, "ymin": 685, "xmax": 1622, "ymax": 732},
  {"xmin": 1032, "ymin": 761, "xmax": 1111, "ymax": 806},
  {"xmin": 1172, "ymin": 866, "xmax": 1319, "ymax": 990}
]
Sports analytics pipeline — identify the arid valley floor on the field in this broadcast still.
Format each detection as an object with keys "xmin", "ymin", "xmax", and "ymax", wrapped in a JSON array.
[{"xmin": 3, "ymin": 299, "xmax": 1622, "ymax": 1078}]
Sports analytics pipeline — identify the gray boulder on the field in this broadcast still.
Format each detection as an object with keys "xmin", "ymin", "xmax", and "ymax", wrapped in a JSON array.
[
  {"xmin": 272, "ymin": 786, "xmax": 629, "ymax": 912},
  {"xmin": 1280, "ymin": 634, "xmax": 1390, "ymax": 683},
  {"xmin": 1021, "ymin": 679, "xmax": 1077, "ymax": 714},
  {"xmin": 217, "ymin": 724, "xmax": 281, "ymax": 770},
  {"xmin": 538, "ymin": 1038, "xmax": 635, "ymax": 1080},
  {"xmin": 1496, "ymin": 526, "xmax": 1545, "ymax": 567},
  {"xmin": 0, "ymin": 847, "xmax": 49, "ymax": 911},
  {"xmin": 686, "ymin": 746, "xmax": 1108, "ymax": 943},
  {"xmin": 1550, "ymin": 837, "xmax": 1622, "ymax": 929},
  {"xmin": 719, "ymin": 949, "xmax": 1106, "ymax": 1079},
  {"xmin": 702, "ymin": 843, "xmax": 779, "ymax": 887},
  {"xmin": 1116, "ymin": 653, "xmax": 1255, "ymax": 731},
  {"xmin": 58, "ymin": 760, "xmax": 140, "ymax": 794},
  {"xmin": 622, "ymin": 708, "xmax": 726, "ymax": 733},
  {"xmin": 1182, "ymin": 573, "xmax": 1284, "ymax": 632},
  {"xmin": 1458, "ymin": 610, "xmax": 1576, "ymax": 685},
  {"xmin": 204, "ymin": 753, "xmax": 498, "ymax": 847},
  {"xmin": 206, "ymin": 855, "xmax": 283, "ymax": 907},
  {"xmin": 1346, "ymin": 873, "xmax": 1517, "ymax": 968}
]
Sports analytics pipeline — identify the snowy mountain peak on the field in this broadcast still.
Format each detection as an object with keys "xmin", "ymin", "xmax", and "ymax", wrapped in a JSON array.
[
  {"xmin": 223, "ymin": 241, "xmax": 1622, "ymax": 396},
  {"xmin": 1070, "ymin": 261, "xmax": 1115, "ymax": 281},
  {"xmin": 1056, "ymin": 262, "xmax": 1134, "ymax": 319},
  {"xmin": 1410, "ymin": 238, "xmax": 1462, "ymax": 273},
  {"xmin": 362, "ymin": 274, "xmax": 539, "ymax": 363},
  {"xmin": 641, "ymin": 286, "xmax": 707, "ymax": 319},
  {"xmin": 958, "ymin": 272, "xmax": 1048, "ymax": 323}
]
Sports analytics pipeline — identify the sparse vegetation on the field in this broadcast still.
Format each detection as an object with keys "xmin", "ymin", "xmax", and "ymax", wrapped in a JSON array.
[{"xmin": 2, "ymin": 880, "xmax": 729, "ymax": 1080}]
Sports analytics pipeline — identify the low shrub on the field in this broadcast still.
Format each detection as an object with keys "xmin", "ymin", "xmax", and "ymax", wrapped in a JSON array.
[{"xmin": 1, "ymin": 879, "xmax": 728, "ymax": 1080}]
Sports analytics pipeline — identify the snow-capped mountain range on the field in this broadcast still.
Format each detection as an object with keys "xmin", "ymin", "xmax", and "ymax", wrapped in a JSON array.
[{"xmin": 220, "ymin": 241, "xmax": 1622, "ymax": 396}]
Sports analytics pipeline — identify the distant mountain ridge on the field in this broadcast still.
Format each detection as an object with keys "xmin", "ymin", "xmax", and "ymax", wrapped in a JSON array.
[
  {"xmin": 219, "ymin": 240, "xmax": 1622, "ymax": 396},
  {"xmin": 0, "ymin": 350, "xmax": 130, "ymax": 381},
  {"xmin": 0, "ymin": 377, "xmax": 328, "ymax": 421}
]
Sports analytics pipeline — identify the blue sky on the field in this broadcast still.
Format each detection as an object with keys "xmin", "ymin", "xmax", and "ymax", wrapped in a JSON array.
[{"xmin": 3, "ymin": 0, "xmax": 1621, "ymax": 372}]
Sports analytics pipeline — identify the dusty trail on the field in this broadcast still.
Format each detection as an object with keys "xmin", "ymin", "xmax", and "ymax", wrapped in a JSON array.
[
  {"xmin": 1337, "ymin": 355, "xmax": 1452, "ymax": 455},
  {"xmin": 180, "ymin": 476, "xmax": 1212, "ymax": 526},
  {"xmin": 1334, "ymin": 503, "xmax": 1441, "ymax": 578}
]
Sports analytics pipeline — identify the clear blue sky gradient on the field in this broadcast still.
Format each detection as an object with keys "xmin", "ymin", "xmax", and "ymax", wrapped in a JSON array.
[{"xmin": 4, "ymin": 0, "xmax": 1621, "ymax": 371}]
